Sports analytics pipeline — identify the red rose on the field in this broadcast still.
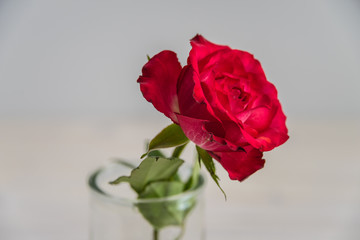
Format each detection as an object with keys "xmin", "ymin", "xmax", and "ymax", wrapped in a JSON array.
[{"xmin": 138, "ymin": 35, "xmax": 289, "ymax": 181}]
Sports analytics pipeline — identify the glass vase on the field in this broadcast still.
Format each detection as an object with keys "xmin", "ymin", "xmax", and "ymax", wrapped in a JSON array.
[{"xmin": 88, "ymin": 162, "xmax": 206, "ymax": 240}]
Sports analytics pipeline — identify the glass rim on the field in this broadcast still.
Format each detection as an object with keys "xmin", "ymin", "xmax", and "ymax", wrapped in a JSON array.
[{"xmin": 88, "ymin": 164, "xmax": 206, "ymax": 205}]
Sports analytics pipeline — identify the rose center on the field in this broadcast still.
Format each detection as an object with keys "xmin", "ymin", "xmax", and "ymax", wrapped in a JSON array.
[{"xmin": 213, "ymin": 74, "xmax": 250, "ymax": 116}]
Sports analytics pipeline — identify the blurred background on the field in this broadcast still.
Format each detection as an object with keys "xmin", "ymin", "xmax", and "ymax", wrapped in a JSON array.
[{"xmin": 0, "ymin": 0, "xmax": 359, "ymax": 239}]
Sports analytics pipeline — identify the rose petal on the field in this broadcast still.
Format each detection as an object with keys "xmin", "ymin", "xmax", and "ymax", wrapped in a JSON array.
[
  {"xmin": 234, "ymin": 50, "xmax": 264, "ymax": 75},
  {"xmin": 137, "ymin": 50, "xmax": 182, "ymax": 123},
  {"xmin": 177, "ymin": 65, "xmax": 220, "ymax": 121},
  {"xmin": 210, "ymin": 146, "xmax": 265, "ymax": 181},
  {"xmin": 176, "ymin": 114, "xmax": 232, "ymax": 152},
  {"xmin": 241, "ymin": 101, "xmax": 289, "ymax": 151},
  {"xmin": 237, "ymin": 105, "xmax": 274, "ymax": 132},
  {"xmin": 221, "ymin": 121, "xmax": 249, "ymax": 148},
  {"xmin": 203, "ymin": 121, "xmax": 244, "ymax": 151},
  {"xmin": 189, "ymin": 35, "xmax": 230, "ymax": 71},
  {"xmin": 199, "ymin": 69, "xmax": 230, "ymax": 118},
  {"xmin": 259, "ymin": 102, "xmax": 289, "ymax": 149},
  {"xmin": 199, "ymin": 68, "xmax": 245, "ymax": 125},
  {"xmin": 188, "ymin": 35, "xmax": 229, "ymax": 103}
]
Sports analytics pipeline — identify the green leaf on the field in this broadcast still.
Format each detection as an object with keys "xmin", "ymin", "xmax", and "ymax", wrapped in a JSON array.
[
  {"xmin": 143, "ymin": 141, "xmax": 166, "ymax": 158},
  {"xmin": 147, "ymin": 149, "xmax": 166, "ymax": 158},
  {"xmin": 171, "ymin": 142, "xmax": 188, "ymax": 158},
  {"xmin": 137, "ymin": 181, "xmax": 195, "ymax": 229},
  {"xmin": 141, "ymin": 124, "xmax": 189, "ymax": 158},
  {"xmin": 147, "ymin": 54, "xmax": 151, "ymax": 61},
  {"xmin": 196, "ymin": 146, "xmax": 227, "ymax": 200},
  {"xmin": 184, "ymin": 158, "xmax": 200, "ymax": 191},
  {"xmin": 109, "ymin": 156, "xmax": 184, "ymax": 194},
  {"xmin": 112, "ymin": 158, "xmax": 137, "ymax": 169},
  {"xmin": 139, "ymin": 181, "xmax": 184, "ymax": 199},
  {"xmin": 109, "ymin": 175, "xmax": 131, "ymax": 185}
]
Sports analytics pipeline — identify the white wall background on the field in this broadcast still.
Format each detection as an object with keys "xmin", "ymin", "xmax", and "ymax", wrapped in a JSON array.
[{"xmin": 0, "ymin": 0, "xmax": 359, "ymax": 120}]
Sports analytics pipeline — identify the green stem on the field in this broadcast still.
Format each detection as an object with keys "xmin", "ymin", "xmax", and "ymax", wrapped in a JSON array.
[
  {"xmin": 175, "ymin": 224, "xmax": 185, "ymax": 240},
  {"xmin": 153, "ymin": 228, "xmax": 159, "ymax": 240}
]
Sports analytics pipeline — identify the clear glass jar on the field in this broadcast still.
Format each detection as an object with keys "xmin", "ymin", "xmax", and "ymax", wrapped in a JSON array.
[{"xmin": 88, "ymin": 162, "xmax": 206, "ymax": 240}]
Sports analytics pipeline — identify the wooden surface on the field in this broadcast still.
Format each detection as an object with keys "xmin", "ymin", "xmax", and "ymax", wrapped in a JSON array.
[{"xmin": 1, "ymin": 117, "xmax": 359, "ymax": 240}]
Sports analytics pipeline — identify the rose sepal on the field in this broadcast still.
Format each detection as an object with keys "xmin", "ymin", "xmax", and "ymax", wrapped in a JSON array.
[
  {"xmin": 196, "ymin": 146, "xmax": 227, "ymax": 200},
  {"xmin": 141, "ymin": 123, "xmax": 189, "ymax": 158}
]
